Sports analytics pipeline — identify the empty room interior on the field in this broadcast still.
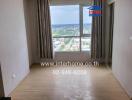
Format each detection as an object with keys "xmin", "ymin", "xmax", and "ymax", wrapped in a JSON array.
[{"xmin": 0, "ymin": 0, "xmax": 132, "ymax": 100}]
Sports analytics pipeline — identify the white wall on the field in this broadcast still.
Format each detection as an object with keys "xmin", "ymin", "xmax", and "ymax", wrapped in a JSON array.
[
  {"xmin": 0, "ymin": 0, "xmax": 29, "ymax": 96},
  {"xmin": 112, "ymin": 0, "xmax": 132, "ymax": 98}
]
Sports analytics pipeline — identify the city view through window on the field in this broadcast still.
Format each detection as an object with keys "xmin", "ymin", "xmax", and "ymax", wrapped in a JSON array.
[{"xmin": 50, "ymin": 5, "xmax": 92, "ymax": 52}]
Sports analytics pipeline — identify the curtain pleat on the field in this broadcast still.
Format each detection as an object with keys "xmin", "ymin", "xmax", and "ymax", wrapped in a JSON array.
[
  {"xmin": 91, "ymin": 0, "xmax": 105, "ymax": 63},
  {"xmin": 36, "ymin": 0, "xmax": 53, "ymax": 59}
]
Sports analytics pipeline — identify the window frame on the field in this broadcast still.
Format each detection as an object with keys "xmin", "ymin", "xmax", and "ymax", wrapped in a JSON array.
[{"xmin": 51, "ymin": 4, "xmax": 92, "ymax": 52}]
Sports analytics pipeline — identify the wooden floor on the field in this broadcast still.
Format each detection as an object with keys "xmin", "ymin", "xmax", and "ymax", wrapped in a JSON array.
[{"xmin": 10, "ymin": 65, "xmax": 130, "ymax": 100}]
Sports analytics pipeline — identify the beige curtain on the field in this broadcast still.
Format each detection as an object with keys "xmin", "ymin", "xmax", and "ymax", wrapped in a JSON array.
[
  {"xmin": 91, "ymin": 0, "xmax": 105, "ymax": 63},
  {"xmin": 36, "ymin": 0, "xmax": 53, "ymax": 59}
]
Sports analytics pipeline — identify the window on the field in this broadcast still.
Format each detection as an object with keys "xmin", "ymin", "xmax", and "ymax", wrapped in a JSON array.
[
  {"xmin": 50, "ymin": 5, "xmax": 92, "ymax": 52},
  {"xmin": 83, "ymin": 6, "xmax": 92, "ymax": 35}
]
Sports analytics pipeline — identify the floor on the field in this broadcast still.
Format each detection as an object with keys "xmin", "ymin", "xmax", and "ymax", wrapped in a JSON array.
[{"xmin": 10, "ymin": 65, "xmax": 130, "ymax": 100}]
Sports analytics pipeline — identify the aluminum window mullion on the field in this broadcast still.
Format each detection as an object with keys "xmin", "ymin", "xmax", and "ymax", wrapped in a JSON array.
[
  {"xmin": 53, "ymin": 35, "xmax": 91, "ymax": 38},
  {"xmin": 80, "ymin": 5, "xmax": 83, "ymax": 52},
  {"xmin": 53, "ymin": 36, "xmax": 80, "ymax": 38},
  {"xmin": 80, "ymin": 5, "xmax": 83, "ymax": 37}
]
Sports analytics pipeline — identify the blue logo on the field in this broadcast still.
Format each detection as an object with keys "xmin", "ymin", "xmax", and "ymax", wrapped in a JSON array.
[
  {"xmin": 88, "ymin": 5, "xmax": 102, "ymax": 10},
  {"xmin": 88, "ymin": 5, "xmax": 102, "ymax": 16}
]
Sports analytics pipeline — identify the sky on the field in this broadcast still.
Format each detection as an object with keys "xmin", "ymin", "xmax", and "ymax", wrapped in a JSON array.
[{"xmin": 50, "ymin": 5, "xmax": 92, "ymax": 25}]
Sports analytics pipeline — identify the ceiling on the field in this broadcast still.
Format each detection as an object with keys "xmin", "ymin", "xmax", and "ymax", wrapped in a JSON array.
[{"xmin": 50, "ymin": 0, "xmax": 93, "ymax": 5}]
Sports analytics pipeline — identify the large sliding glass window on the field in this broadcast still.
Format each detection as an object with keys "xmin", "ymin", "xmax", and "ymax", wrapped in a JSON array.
[{"xmin": 50, "ymin": 5, "xmax": 92, "ymax": 52}]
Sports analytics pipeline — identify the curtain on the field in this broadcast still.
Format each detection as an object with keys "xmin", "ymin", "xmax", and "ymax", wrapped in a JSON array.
[
  {"xmin": 36, "ymin": 0, "xmax": 53, "ymax": 59},
  {"xmin": 91, "ymin": 0, "xmax": 105, "ymax": 63},
  {"xmin": 108, "ymin": 3, "xmax": 114, "ymax": 65}
]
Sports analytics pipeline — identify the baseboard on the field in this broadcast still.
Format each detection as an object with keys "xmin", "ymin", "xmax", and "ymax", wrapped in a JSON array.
[{"xmin": 0, "ymin": 97, "xmax": 11, "ymax": 100}]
